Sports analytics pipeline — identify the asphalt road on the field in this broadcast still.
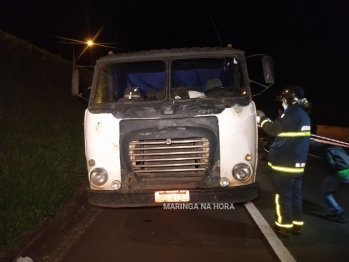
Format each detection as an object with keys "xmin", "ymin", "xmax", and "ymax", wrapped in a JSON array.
[
  {"xmin": 254, "ymin": 149, "xmax": 349, "ymax": 262},
  {"xmin": 14, "ymin": 149, "xmax": 349, "ymax": 262}
]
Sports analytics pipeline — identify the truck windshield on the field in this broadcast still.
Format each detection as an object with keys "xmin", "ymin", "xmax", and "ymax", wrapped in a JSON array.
[
  {"xmin": 171, "ymin": 57, "xmax": 246, "ymax": 99},
  {"xmin": 94, "ymin": 60, "xmax": 166, "ymax": 104},
  {"xmin": 93, "ymin": 57, "xmax": 246, "ymax": 104}
]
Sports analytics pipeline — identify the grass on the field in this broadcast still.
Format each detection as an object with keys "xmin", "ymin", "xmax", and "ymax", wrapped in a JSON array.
[{"xmin": 0, "ymin": 30, "xmax": 91, "ymax": 251}]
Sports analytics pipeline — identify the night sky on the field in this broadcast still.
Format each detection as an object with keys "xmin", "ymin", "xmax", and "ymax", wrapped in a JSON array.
[{"xmin": 1, "ymin": 1, "xmax": 348, "ymax": 126}]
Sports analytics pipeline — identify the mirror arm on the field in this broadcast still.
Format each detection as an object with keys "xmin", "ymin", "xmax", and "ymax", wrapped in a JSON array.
[{"xmin": 250, "ymin": 80, "xmax": 274, "ymax": 96}]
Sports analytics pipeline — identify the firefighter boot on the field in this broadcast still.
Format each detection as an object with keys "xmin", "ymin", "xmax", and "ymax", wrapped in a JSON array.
[
  {"xmin": 291, "ymin": 225, "xmax": 302, "ymax": 235},
  {"xmin": 274, "ymin": 225, "xmax": 291, "ymax": 237}
]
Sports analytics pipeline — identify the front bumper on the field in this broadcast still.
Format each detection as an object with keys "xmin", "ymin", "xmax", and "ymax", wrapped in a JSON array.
[{"xmin": 86, "ymin": 182, "xmax": 259, "ymax": 208}]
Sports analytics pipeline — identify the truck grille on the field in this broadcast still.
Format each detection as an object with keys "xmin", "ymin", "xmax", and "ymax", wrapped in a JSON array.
[{"xmin": 129, "ymin": 138, "xmax": 209, "ymax": 177}]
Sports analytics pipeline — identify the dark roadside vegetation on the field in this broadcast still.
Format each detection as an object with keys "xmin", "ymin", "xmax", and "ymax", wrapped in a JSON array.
[{"xmin": 0, "ymin": 30, "xmax": 91, "ymax": 254}]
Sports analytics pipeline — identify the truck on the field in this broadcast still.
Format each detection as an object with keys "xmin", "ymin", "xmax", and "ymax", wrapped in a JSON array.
[{"xmin": 73, "ymin": 45, "xmax": 274, "ymax": 207}]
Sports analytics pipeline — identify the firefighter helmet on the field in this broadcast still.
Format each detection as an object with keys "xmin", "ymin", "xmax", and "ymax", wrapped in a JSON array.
[{"xmin": 276, "ymin": 84, "xmax": 306, "ymax": 105}]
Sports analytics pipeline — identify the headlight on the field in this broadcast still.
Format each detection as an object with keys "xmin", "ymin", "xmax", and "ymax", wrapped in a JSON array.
[
  {"xmin": 232, "ymin": 163, "xmax": 252, "ymax": 181},
  {"xmin": 90, "ymin": 168, "xmax": 108, "ymax": 186}
]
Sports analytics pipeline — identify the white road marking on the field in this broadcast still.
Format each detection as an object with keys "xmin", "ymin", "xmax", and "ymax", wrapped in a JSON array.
[{"xmin": 244, "ymin": 202, "xmax": 296, "ymax": 262}]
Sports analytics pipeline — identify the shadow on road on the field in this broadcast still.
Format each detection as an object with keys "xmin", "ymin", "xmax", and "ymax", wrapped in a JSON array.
[{"xmin": 123, "ymin": 206, "xmax": 266, "ymax": 248}]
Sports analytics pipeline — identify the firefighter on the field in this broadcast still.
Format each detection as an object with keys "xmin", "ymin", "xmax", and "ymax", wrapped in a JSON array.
[{"xmin": 256, "ymin": 84, "xmax": 311, "ymax": 237}]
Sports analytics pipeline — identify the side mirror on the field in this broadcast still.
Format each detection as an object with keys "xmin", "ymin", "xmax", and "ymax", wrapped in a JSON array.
[
  {"xmin": 72, "ymin": 68, "xmax": 79, "ymax": 96},
  {"xmin": 262, "ymin": 56, "xmax": 275, "ymax": 84},
  {"xmin": 71, "ymin": 66, "xmax": 94, "ymax": 101}
]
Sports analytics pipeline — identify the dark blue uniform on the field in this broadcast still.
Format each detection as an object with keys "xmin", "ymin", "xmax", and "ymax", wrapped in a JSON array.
[{"xmin": 259, "ymin": 103, "xmax": 311, "ymax": 231}]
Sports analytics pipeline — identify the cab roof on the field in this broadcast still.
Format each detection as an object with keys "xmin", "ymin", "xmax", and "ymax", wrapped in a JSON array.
[{"xmin": 97, "ymin": 46, "xmax": 245, "ymax": 62}]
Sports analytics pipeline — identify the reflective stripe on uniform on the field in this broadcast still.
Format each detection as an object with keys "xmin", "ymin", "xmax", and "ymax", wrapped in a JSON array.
[
  {"xmin": 275, "ymin": 194, "xmax": 293, "ymax": 228},
  {"xmin": 261, "ymin": 119, "xmax": 271, "ymax": 127},
  {"xmin": 293, "ymin": 220, "xmax": 304, "ymax": 226},
  {"xmin": 277, "ymin": 131, "xmax": 311, "ymax": 137},
  {"xmin": 275, "ymin": 222, "xmax": 293, "ymax": 228},
  {"xmin": 275, "ymin": 194, "xmax": 282, "ymax": 224},
  {"xmin": 268, "ymin": 162, "xmax": 304, "ymax": 173}
]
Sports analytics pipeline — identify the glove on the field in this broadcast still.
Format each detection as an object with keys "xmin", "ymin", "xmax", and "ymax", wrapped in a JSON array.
[{"xmin": 256, "ymin": 110, "xmax": 266, "ymax": 126}]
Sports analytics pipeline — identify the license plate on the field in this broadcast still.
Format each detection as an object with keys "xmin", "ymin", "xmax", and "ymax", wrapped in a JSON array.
[{"xmin": 155, "ymin": 190, "xmax": 190, "ymax": 203}]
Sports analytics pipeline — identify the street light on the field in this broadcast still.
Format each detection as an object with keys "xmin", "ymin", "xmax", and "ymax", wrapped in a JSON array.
[
  {"xmin": 53, "ymin": 21, "xmax": 123, "ymax": 63},
  {"xmin": 54, "ymin": 36, "xmax": 120, "ymax": 64}
]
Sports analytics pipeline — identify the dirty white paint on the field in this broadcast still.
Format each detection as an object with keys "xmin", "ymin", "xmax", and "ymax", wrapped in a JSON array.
[
  {"xmin": 84, "ymin": 101, "xmax": 258, "ymax": 190},
  {"xmin": 216, "ymin": 102, "xmax": 258, "ymax": 186},
  {"xmin": 84, "ymin": 109, "xmax": 122, "ymax": 190}
]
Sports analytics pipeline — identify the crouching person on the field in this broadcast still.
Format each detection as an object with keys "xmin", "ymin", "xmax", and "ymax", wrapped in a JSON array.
[{"xmin": 319, "ymin": 145, "xmax": 349, "ymax": 223}]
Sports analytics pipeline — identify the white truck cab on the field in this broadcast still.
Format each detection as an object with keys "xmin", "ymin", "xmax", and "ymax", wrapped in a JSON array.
[{"xmin": 78, "ymin": 46, "xmax": 274, "ymax": 207}]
